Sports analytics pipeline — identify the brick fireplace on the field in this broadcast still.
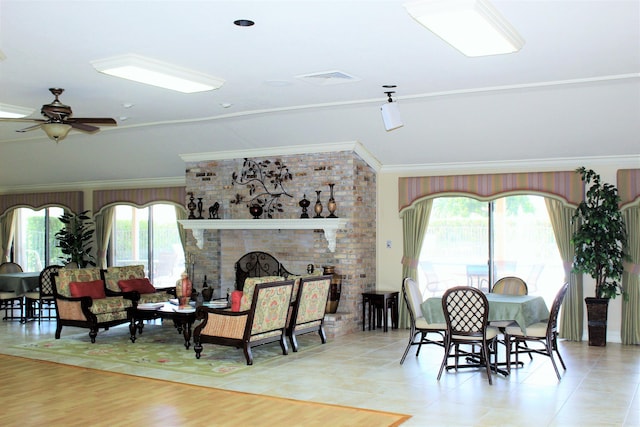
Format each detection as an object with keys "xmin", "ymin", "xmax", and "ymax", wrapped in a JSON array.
[{"xmin": 180, "ymin": 145, "xmax": 377, "ymax": 337}]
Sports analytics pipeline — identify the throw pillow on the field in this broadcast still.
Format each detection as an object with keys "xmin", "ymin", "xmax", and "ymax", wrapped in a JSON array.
[
  {"xmin": 69, "ymin": 280, "xmax": 106, "ymax": 299},
  {"xmin": 118, "ymin": 278, "xmax": 156, "ymax": 294},
  {"xmin": 231, "ymin": 290, "xmax": 242, "ymax": 312}
]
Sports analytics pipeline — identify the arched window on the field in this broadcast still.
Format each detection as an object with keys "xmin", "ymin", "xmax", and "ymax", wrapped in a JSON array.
[{"xmin": 13, "ymin": 206, "xmax": 66, "ymax": 271}]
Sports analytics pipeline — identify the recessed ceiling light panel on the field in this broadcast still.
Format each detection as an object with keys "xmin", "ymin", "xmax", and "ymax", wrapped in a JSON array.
[
  {"xmin": 90, "ymin": 54, "xmax": 225, "ymax": 93},
  {"xmin": 404, "ymin": 0, "xmax": 525, "ymax": 57},
  {"xmin": 0, "ymin": 103, "xmax": 34, "ymax": 118},
  {"xmin": 296, "ymin": 70, "xmax": 361, "ymax": 86}
]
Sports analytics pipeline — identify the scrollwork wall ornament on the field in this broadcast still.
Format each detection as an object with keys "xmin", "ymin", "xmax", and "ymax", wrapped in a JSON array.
[{"xmin": 230, "ymin": 158, "xmax": 293, "ymax": 218}]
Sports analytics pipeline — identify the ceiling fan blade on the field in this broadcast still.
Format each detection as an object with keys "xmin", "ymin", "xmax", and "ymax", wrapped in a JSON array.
[
  {"xmin": 68, "ymin": 117, "xmax": 117, "ymax": 126},
  {"xmin": 16, "ymin": 123, "xmax": 44, "ymax": 133},
  {"xmin": 69, "ymin": 122, "xmax": 100, "ymax": 133},
  {"xmin": 0, "ymin": 118, "xmax": 45, "ymax": 123}
]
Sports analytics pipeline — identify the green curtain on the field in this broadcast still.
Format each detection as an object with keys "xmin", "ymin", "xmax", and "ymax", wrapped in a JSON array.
[
  {"xmin": 621, "ymin": 206, "xmax": 640, "ymax": 344},
  {"xmin": 545, "ymin": 198, "xmax": 583, "ymax": 341},
  {"xmin": 94, "ymin": 206, "xmax": 115, "ymax": 269},
  {"xmin": 0, "ymin": 210, "xmax": 15, "ymax": 262},
  {"xmin": 399, "ymin": 198, "xmax": 433, "ymax": 328}
]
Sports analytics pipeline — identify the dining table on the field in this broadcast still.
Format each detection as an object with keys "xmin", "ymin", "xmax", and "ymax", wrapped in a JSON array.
[
  {"xmin": 0, "ymin": 272, "xmax": 40, "ymax": 295},
  {"xmin": 421, "ymin": 293, "xmax": 550, "ymax": 335}
]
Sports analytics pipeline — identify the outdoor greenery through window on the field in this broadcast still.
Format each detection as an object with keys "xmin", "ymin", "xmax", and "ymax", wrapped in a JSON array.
[
  {"xmin": 419, "ymin": 195, "xmax": 564, "ymax": 306},
  {"xmin": 14, "ymin": 207, "xmax": 65, "ymax": 272},
  {"xmin": 110, "ymin": 204, "xmax": 185, "ymax": 288}
]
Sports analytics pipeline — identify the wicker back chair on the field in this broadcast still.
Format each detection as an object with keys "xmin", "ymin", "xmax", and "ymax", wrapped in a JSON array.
[{"xmin": 24, "ymin": 265, "xmax": 61, "ymax": 322}]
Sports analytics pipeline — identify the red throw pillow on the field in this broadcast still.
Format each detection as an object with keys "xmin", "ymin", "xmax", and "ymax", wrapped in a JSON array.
[
  {"xmin": 231, "ymin": 290, "xmax": 242, "ymax": 312},
  {"xmin": 118, "ymin": 278, "xmax": 156, "ymax": 294},
  {"xmin": 69, "ymin": 280, "xmax": 106, "ymax": 299}
]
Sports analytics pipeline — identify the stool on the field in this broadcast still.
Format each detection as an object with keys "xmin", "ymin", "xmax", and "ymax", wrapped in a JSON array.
[{"xmin": 362, "ymin": 290, "xmax": 399, "ymax": 332}]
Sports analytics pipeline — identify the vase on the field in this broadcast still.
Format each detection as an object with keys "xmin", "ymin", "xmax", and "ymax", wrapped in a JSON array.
[
  {"xmin": 299, "ymin": 194, "xmax": 310, "ymax": 218},
  {"xmin": 201, "ymin": 275, "xmax": 213, "ymax": 302},
  {"xmin": 178, "ymin": 276, "xmax": 192, "ymax": 308},
  {"xmin": 322, "ymin": 265, "xmax": 342, "ymax": 313},
  {"xmin": 314, "ymin": 190, "xmax": 323, "ymax": 218},
  {"xmin": 197, "ymin": 198, "xmax": 204, "ymax": 219},
  {"xmin": 187, "ymin": 194, "xmax": 197, "ymax": 219},
  {"xmin": 327, "ymin": 183, "xmax": 337, "ymax": 218},
  {"xmin": 249, "ymin": 204, "xmax": 263, "ymax": 219},
  {"xmin": 585, "ymin": 297, "xmax": 609, "ymax": 346}
]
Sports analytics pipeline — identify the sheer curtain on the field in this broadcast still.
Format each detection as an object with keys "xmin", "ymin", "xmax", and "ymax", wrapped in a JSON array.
[
  {"xmin": 399, "ymin": 198, "xmax": 433, "ymax": 328},
  {"xmin": 545, "ymin": 198, "xmax": 583, "ymax": 341},
  {"xmin": 0, "ymin": 210, "xmax": 15, "ymax": 262},
  {"xmin": 94, "ymin": 206, "xmax": 115, "ymax": 269},
  {"xmin": 621, "ymin": 206, "xmax": 640, "ymax": 344},
  {"xmin": 175, "ymin": 205, "xmax": 188, "ymax": 265}
]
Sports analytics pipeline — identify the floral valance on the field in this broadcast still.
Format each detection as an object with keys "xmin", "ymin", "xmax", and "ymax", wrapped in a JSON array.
[
  {"xmin": 617, "ymin": 169, "xmax": 640, "ymax": 209},
  {"xmin": 0, "ymin": 191, "xmax": 83, "ymax": 216},
  {"xmin": 399, "ymin": 171, "xmax": 583, "ymax": 212},
  {"xmin": 94, "ymin": 187, "xmax": 187, "ymax": 213}
]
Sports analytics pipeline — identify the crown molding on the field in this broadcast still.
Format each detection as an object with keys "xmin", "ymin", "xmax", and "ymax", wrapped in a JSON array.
[
  {"xmin": 380, "ymin": 154, "xmax": 640, "ymax": 176},
  {"xmin": 0, "ymin": 176, "xmax": 186, "ymax": 195},
  {"xmin": 180, "ymin": 141, "xmax": 382, "ymax": 172}
]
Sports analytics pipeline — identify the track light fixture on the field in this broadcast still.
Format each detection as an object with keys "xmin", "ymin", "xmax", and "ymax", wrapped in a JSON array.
[{"xmin": 380, "ymin": 85, "xmax": 403, "ymax": 131}]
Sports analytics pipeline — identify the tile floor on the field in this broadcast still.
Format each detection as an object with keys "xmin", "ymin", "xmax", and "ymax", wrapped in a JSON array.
[{"xmin": 1, "ymin": 319, "xmax": 638, "ymax": 426}]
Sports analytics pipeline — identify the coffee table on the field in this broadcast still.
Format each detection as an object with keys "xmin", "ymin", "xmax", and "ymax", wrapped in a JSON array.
[{"xmin": 130, "ymin": 299, "xmax": 228, "ymax": 348}]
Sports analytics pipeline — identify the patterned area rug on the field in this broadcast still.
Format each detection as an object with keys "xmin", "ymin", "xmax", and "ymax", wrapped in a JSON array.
[{"xmin": 12, "ymin": 322, "xmax": 320, "ymax": 377}]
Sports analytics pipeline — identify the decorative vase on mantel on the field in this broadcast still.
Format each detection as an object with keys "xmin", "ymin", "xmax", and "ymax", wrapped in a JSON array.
[
  {"xmin": 249, "ymin": 204, "xmax": 263, "ymax": 219},
  {"xmin": 327, "ymin": 183, "xmax": 338, "ymax": 218},
  {"xmin": 322, "ymin": 265, "xmax": 342, "ymax": 314},
  {"xmin": 314, "ymin": 191, "xmax": 323, "ymax": 218}
]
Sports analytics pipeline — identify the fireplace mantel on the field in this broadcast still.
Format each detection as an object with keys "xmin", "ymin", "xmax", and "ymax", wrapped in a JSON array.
[{"xmin": 178, "ymin": 218, "xmax": 347, "ymax": 252}]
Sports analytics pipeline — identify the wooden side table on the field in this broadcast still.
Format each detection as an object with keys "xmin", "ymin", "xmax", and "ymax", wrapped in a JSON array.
[{"xmin": 362, "ymin": 290, "xmax": 399, "ymax": 332}]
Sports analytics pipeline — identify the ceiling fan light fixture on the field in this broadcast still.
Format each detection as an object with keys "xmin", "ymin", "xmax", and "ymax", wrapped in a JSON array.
[
  {"xmin": 42, "ymin": 122, "xmax": 72, "ymax": 143},
  {"xmin": 90, "ymin": 54, "xmax": 225, "ymax": 93},
  {"xmin": 404, "ymin": 0, "xmax": 524, "ymax": 57},
  {"xmin": 0, "ymin": 103, "xmax": 34, "ymax": 118}
]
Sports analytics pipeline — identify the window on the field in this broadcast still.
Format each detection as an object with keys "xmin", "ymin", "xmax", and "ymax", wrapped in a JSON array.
[
  {"xmin": 418, "ymin": 195, "xmax": 564, "ymax": 306},
  {"xmin": 13, "ymin": 207, "xmax": 65, "ymax": 272},
  {"xmin": 110, "ymin": 204, "xmax": 185, "ymax": 288}
]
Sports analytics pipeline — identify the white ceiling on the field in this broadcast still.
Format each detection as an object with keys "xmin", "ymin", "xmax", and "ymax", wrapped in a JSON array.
[{"xmin": 1, "ymin": 0, "xmax": 639, "ymax": 191}]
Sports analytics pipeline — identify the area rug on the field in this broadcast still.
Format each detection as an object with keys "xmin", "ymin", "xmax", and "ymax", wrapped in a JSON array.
[{"xmin": 10, "ymin": 323, "xmax": 320, "ymax": 377}]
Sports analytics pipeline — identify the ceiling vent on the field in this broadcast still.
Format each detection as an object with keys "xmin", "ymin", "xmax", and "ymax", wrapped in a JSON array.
[{"xmin": 295, "ymin": 70, "xmax": 360, "ymax": 86}]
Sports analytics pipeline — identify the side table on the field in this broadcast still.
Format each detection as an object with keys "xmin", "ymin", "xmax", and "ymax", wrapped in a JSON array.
[{"xmin": 362, "ymin": 290, "xmax": 399, "ymax": 332}]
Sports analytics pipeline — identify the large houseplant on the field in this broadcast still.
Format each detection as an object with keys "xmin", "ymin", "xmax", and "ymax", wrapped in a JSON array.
[
  {"xmin": 55, "ymin": 210, "xmax": 96, "ymax": 268},
  {"xmin": 571, "ymin": 167, "xmax": 629, "ymax": 346}
]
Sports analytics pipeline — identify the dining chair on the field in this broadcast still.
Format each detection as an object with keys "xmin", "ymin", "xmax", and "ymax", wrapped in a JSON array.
[
  {"xmin": 0, "ymin": 262, "xmax": 25, "ymax": 320},
  {"xmin": 400, "ymin": 277, "xmax": 445, "ymax": 364},
  {"xmin": 24, "ymin": 265, "xmax": 60, "ymax": 323},
  {"xmin": 437, "ymin": 286, "xmax": 498, "ymax": 385},
  {"xmin": 0, "ymin": 262, "xmax": 23, "ymax": 273},
  {"xmin": 504, "ymin": 282, "xmax": 570, "ymax": 379},
  {"xmin": 490, "ymin": 275, "xmax": 532, "ymax": 361}
]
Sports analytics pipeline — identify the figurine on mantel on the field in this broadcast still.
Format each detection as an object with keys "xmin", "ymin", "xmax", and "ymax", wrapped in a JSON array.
[{"xmin": 208, "ymin": 202, "xmax": 220, "ymax": 219}]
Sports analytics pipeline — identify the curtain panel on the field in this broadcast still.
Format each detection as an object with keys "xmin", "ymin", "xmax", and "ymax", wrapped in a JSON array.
[
  {"xmin": 618, "ymin": 169, "xmax": 640, "ymax": 345},
  {"xmin": 93, "ymin": 187, "xmax": 187, "ymax": 214},
  {"xmin": 0, "ymin": 191, "xmax": 83, "ymax": 216}
]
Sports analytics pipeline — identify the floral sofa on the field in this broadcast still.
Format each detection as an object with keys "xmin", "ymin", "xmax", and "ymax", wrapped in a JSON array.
[
  {"xmin": 52, "ymin": 267, "xmax": 133, "ymax": 343},
  {"xmin": 101, "ymin": 265, "xmax": 172, "ymax": 306}
]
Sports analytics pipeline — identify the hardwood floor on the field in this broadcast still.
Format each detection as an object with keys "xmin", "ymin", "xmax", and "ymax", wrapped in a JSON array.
[{"xmin": 1, "ymin": 317, "xmax": 639, "ymax": 426}]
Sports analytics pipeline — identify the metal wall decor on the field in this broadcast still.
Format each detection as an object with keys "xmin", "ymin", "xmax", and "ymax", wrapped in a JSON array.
[{"xmin": 230, "ymin": 158, "xmax": 293, "ymax": 219}]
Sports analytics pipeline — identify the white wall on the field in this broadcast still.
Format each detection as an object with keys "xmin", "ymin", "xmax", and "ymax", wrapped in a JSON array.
[{"xmin": 376, "ymin": 155, "xmax": 640, "ymax": 343}]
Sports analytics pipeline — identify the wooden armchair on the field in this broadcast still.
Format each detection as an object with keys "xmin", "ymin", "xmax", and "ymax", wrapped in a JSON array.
[
  {"xmin": 52, "ymin": 267, "xmax": 133, "ymax": 343},
  {"xmin": 193, "ymin": 280, "xmax": 294, "ymax": 365},
  {"xmin": 286, "ymin": 275, "xmax": 332, "ymax": 352}
]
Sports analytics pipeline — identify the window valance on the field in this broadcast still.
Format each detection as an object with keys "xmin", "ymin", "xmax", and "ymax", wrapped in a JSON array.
[
  {"xmin": 398, "ymin": 171, "xmax": 583, "ymax": 212},
  {"xmin": 617, "ymin": 169, "xmax": 640, "ymax": 209},
  {"xmin": 94, "ymin": 187, "xmax": 186, "ymax": 213},
  {"xmin": 0, "ymin": 191, "xmax": 83, "ymax": 216}
]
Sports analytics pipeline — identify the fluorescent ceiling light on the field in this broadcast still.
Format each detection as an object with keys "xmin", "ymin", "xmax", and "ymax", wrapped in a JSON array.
[
  {"xmin": 90, "ymin": 54, "xmax": 225, "ymax": 93},
  {"xmin": 404, "ymin": 0, "xmax": 525, "ymax": 57},
  {"xmin": 0, "ymin": 103, "xmax": 34, "ymax": 118}
]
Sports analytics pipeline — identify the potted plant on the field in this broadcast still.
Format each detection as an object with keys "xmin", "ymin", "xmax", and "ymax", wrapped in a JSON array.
[
  {"xmin": 55, "ymin": 210, "xmax": 96, "ymax": 268},
  {"xmin": 571, "ymin": 167, "xmax": 629, "ymax": 346}
]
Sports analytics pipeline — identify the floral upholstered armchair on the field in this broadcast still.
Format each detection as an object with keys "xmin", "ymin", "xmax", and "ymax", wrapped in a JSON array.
[
  {"xmin": 193, "ymin": 280, "xmax": 294, "ymax": 365},
  {"xmin": 286, "ymin": 275, "xmax": 332, "ymax": 352},
  {"xmin": 52, "ymin": 267, "xmax": 133, "ymax": 343},
  {"xmin": 101, "ymin": 265, "xmax": 172, "ymax": 306}
]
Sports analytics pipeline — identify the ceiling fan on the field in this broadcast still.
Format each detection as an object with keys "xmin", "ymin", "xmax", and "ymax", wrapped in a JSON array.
[{"xmin": 0, "ymin": 88, "xmax": 117, "ymax": 142}]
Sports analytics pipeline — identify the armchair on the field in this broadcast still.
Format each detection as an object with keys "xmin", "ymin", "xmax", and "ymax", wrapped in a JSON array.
[
  {"xmin": 52, "ymin": 267, "xmax": 133, "ymax": 343},
  {"xmin": 286, "ymin": 275, "xmax": 331, "ymax": 352},
  {"xmin": 193, "ymin": 280, "xmax": 294, "ymax": 365}
]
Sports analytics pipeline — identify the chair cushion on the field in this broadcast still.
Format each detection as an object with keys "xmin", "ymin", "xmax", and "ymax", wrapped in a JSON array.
[
  {"xmin": 69, "ymin": 280, "xmax": 106, "ymax": 299},
  {"xmin": 118, "ymin": 278, "xmax": 156, "ymax": 294},
  {"xmin": 415, "ymin": 317, "xmax": 446, "ymax": 330},
  {"xmin": 505, "ymin": 322, "xmax": 547, "ymax": 338},
  {"xmin": 452, "ymin": 326, "xmax": 499, "ymax": 341},
  {"xmin": 103, "ymin": 265, "xmax": 146, "ymax": 292},
  {"xmin": 138, "ymin": 292, "xmax": 170, "ymax": 304}
]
